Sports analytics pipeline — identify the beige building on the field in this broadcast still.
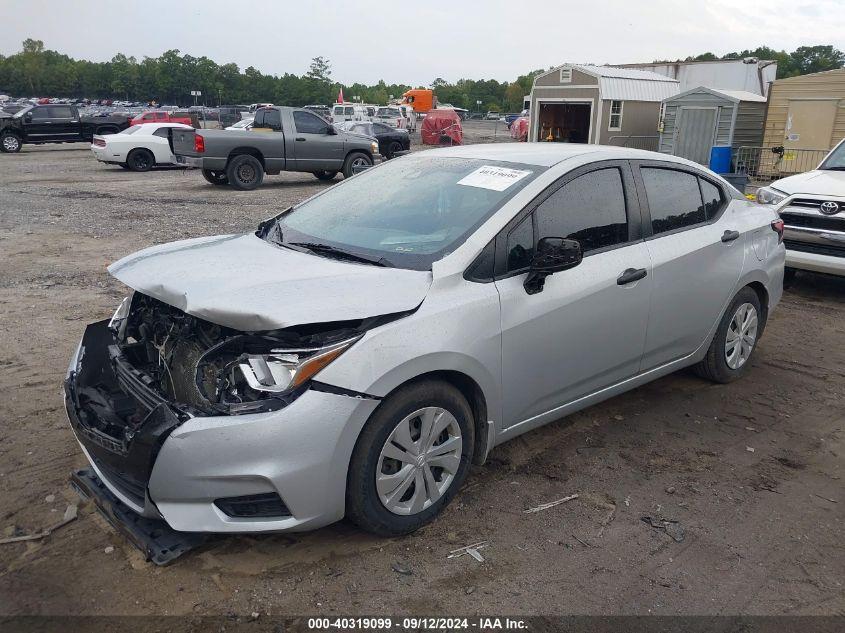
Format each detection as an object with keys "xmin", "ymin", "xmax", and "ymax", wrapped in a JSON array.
[
  {"xmin": 762, "ymin": 68, "xmax": 845, "ymax": 151},
  {"xmin": 528, "ymin": 64, "xmax": 679, "ymax": 148}
]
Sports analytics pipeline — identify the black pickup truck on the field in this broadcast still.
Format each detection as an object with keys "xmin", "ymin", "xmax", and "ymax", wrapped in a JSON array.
[{"xmin": 0, "ymin": 104, "xmax": 131, "ymax": 153}]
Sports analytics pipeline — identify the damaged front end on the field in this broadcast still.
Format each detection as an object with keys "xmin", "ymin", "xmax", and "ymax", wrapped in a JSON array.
[{"xmin": 65, "ymin": 291, "xmax": 397, "ymax": 518}]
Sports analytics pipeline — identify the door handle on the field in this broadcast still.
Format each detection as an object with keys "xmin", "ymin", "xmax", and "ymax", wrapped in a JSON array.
[
  {"xmin": 617, "ymin": 268, "xmax": 648, "ymax": 285},
  {"xmin": 721, "ymin": 230, "xmax": 740, "ymax": 243},
  {"xmin": 295, "ymin": 137, "xmax": 306, "ymax": 141}
]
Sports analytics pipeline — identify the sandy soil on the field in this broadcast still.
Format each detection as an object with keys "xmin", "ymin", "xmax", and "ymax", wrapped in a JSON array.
[{"xmin": 0, "ymin": 121, "xmax": 843, "ymax": 617}]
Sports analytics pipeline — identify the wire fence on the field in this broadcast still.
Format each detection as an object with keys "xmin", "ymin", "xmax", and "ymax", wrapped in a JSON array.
[{"xmin": 733, "ymin": 145, "xmax": 828, "ymax": 181}]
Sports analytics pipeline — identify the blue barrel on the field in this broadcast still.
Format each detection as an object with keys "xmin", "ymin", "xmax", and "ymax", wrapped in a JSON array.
[{"xmin": 709, "ymin": 146, "xmax": 732, "ymax": 173}]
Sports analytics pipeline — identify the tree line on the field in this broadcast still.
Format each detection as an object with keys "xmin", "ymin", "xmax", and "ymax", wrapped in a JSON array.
[{"xmin": 1, "ymin": 40, "xmax": 842, "ymax": 112}]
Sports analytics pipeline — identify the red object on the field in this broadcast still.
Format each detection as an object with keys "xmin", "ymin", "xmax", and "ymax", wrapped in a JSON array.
[
  {"xmin": 131, "ymin": 110, "xmax": 194, "ymax": 127},
  {"xmin": 510, "ymin": 117, "xmax": 529, "ymax": 142},
  {"xmin": 194, "ymin": 134, "xmax": 205, "ymax": 153},
  {"xmin": 420, "ymin": 109, "xmax": 463, "ymax": 146},
  {"xmin": 37, "ymin": 97, "xmax": 50, "ymax": 104},
  {"xmin": 337, "ymin": 87, "xmax": 344, "ymax": 104},
  {"xmin": 771, "ymin": 219, "xmax": 784, "ymax": 243}
]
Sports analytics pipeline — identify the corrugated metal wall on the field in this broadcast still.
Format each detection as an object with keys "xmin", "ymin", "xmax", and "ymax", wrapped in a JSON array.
[{"xmin": 733, "ymin": 101, "xmax": 766, "ymax": 147}]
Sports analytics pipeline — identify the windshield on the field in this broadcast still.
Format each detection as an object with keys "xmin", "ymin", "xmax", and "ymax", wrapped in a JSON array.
[
  {"xmin": 377, "ymin": 108, "xmax": 400, "ymax": 117},
  {"xmin": 12, "ymin": 106, "xmax": 33, "ymax": 119},
  {"xmin": 266, "ymin": 156, "xmax": 543, "ymax": 270},
  {"xmin": 819, "ymin": 141, "xmax": 845, "ymax": 170}
]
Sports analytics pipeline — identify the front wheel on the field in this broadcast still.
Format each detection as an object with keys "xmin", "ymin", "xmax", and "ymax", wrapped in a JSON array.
[
  {"xmin": 694, "ymin": 287, "xmax": 762, "ymax": 383},
  {"xmin": 313, "ymin": 170, "xmax": 338, "ymax": 181},
  {"xmin": 342, "ymin": 152, "xmax": 372, "ymax": 179},
  {"xmin": 386, "ymin": 141, "xmax": 401, "ymax": 159},
  {"xmin": 126, "ymin": 148, "xmax": 154, "ymax": 172},
  {"xmin": 226, "ymin": 154, "xmax": 264, "ymax": 190},
  {"xmin": 1, "ymin": 132, "xmax": 22, "ymax": 153},
  {"xmin": 346, "ymin": 380, "xmax": 474, "ymax": 536},
  {"xmin": 202, "ymin": 169, "xmax": 229, "ymax": 186}
]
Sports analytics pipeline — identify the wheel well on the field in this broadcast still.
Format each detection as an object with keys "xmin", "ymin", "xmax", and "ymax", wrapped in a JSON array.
[
  {"xmin": 746, "ymin": 281, "xmax": 769, "ymax": 332},
  {"xmin": 228, "ymin": 147, "xmax": 265, "ymax": 166},
  {"xmin": 391, "ymin": 370, "xmax": 490, "ymax": 465},
  {"xmin": 346, "ymin": 149, "xmax": 372, "ymax": 163}
]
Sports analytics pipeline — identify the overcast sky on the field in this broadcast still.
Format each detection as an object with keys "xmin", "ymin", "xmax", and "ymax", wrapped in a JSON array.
[{"xmin": 2, "ymin": 0, "xmax": 843, "ymax": 86}]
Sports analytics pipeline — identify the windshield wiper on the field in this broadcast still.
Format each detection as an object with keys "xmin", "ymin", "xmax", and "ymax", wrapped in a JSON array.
[
  {"xmin": 821, "ymin": 166, "xmax": 845, "ymax": 171},
  {"xmin": 289, "ymin": 242, "xmax": 394, "ymax": 267}
]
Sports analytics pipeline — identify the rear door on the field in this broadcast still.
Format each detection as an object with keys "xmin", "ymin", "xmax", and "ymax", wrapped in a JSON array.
[
  {"xmin": 291, "ymin": 110, "xmax": 345, "ymax": 172},
  {"xmin": 633, "ymin": 162, "xmax": 745, "ymax": 370},
  {"xmin": 675, "ymin": 107, "xmax": 717, "ymax": 165},
  {"xmin": 495, "ymin": 161, "xmax": 652, "ymax": 428}
]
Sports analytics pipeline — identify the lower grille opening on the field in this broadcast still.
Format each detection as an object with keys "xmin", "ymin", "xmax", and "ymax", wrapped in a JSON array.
[
  {"xmin": 214, "ymin": 492, "xmax": 291, "ymax": 518},
  {"xmin": 785, "ymin": 239, "xmax": 845, "ymax": 259},
  {"xmin": 95, "ymin": 459, "xmax": 147, "ymax": 507}
]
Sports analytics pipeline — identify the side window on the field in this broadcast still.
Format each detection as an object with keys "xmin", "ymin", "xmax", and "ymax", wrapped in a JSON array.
[
  {"xmin": 535, "ymin": 168, "xmax": 629, "ymax": 252},
  {"xmin": 253, "ymin": 110, "xmax": 265, "ymax": 127},
  {"xmin": 152, "ymin": 127, "xmax": 171, "ymax": 138},
  {"xmin": 642, "ymin": 168, "xmax": 705, "ymax": 235},
  {"xmin": 699, "ymin": 178, "xmax": 724, "ymax": 219},
  {"xmin": 344, "ymin": 106, "xmax": 354, "ymax": 115},
  {"xmin": 293, "ymin": 111, "xmax": 329, "ymax": 134},
  {"xmin": 333, "ymin": 106, "xmax": 343, "ymax": 117},
  {"xmin": 506, "ymin": 214, "xmax": 534, "ymax": 272},
  {"xmin": 374, "ymin": 123, "xmax": 390, "ymax": 134},
  {"xmin": 30, "ymin": 108, "xmax": 49, "ymax": 119},
  {"xmin": 142, "ymin": 113, "xmax": 154, "ymax": 121},
  {"xmin": 261, "ymin": 109, "xmax": 282, "ymax": 131},
  {"xmin": 49, "ymin": 106, "xmax": 73, "ymax": 118}
]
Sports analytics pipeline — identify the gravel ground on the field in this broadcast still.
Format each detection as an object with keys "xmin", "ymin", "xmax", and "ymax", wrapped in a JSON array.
[{"xmin": 0, "ymin": 120, "xmax": 843, "ymax": 618}]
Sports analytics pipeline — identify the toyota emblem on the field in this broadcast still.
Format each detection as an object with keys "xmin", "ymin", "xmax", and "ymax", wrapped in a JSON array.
[{"xmin": 820, "ymin": 201, "xmax": 840, "ymax": 215}]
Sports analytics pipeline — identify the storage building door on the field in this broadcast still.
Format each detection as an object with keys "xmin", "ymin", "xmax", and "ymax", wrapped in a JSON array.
[
  {"xmin": 785, "ymin": 100, "xmax": 836, "ymax": 149},
  {"xmin": 674, "ymin": 107, "xmax": 717, "ymax": 165}
]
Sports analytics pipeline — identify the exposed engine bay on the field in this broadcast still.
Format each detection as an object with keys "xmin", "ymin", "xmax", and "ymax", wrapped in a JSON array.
[{"xmin": 114, "ymin": 292, "xmax": 393, "ymax": 416}]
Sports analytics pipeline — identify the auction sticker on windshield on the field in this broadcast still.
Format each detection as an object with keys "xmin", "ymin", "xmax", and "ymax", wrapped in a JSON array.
[{"xmin": 457, "ymin": 165, "xmax": 532, "ymax": 191}]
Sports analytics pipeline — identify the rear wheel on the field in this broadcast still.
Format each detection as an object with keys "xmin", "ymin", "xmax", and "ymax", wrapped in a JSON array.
[
  {"xmin": 1, "ymin": 132, "xmax": 22, "ymax": 153},
  {"xmin": 342, "ymin": 152, "xmax": 372, "ymax": 178},
  {"xmin": 202, "ymin": 169, "xmax": 229, "ymax": 186},
  {"xmin": 346, "ymin": 380, "xmax": 474, "ymax": 536},
  {"xmin": 386, "ymin": 141, "xmax": 401, "ymax": 159},
  {"xmin": 313, "ymin": 170, "xmax": 338, "ymax": 181},
  {"xmin": 126, "ymin": 148, "xmax": 154, "ymax": 172},
  {"xmin": 226, "ymin": 154, "xmax": 263, "ymax": 190},
  {"xmin": 694, "ymin": 287, "xmax": 762, "ymax": 383}
]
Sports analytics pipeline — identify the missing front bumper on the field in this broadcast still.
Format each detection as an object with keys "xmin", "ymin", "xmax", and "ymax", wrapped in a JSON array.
[{"xmin": 70, "ymin": 468, "xmax": 210, "ymax": 565}]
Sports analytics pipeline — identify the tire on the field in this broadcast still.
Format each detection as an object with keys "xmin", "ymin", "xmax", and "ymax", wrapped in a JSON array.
[
  {"xmin": 202, "ymin": 169, "xmax": 229, "ymax": 186},
  {"xmin": 346, "ymin": 380, "xmax": 475, "ymax": 536},
  {"xmin": 313, "ymin": 170, "xmax": 338, "ymax": 181},
  {"xmin": 783, "ymin": 267, "xmax": 797, "ymax": 288},
  {"xmin": 226, "ymin": 154, "xmax": 264, "ymax": 190},
  {"xmin": 386, "ymin": 141, "xmax": 401, "ymax": 159},
  {"xmin": 694, "ymin": 287, "xmax": 762, "ymax": 384},
  {"xmin": 1, "ymin": 132, "xmax": 22, "ymax": 153},
  {"xmin": 342, "ymin": 151, "xmax": 372, "ymax": 179},
  {"xmin": 126, "ymin": 148, "xmax": 154, "ymax": 172}
]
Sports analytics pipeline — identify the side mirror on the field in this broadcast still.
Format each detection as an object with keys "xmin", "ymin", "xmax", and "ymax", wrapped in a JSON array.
[
  {"xmin": 326, "ymin": 125, "xmax": 338, "ymax": 135},
  {"xmin": 24, "ymin": 113, "xmax": 32, "ymax": 122},
  {"xmin": 523, "ymin": 237, "xmax": 582, "ymax": 295}
]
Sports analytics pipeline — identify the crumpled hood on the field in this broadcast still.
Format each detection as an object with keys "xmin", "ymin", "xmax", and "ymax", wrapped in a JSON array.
[
  {"xmin": 108, "ymin": 234, "xmax": 432, "ymax": 331},
  {"xmin": 772, "ymin": 170, "xmax": 845, "ymax": 197}
]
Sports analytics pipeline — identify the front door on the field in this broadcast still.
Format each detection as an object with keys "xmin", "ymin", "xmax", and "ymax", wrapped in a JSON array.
[
  {"xmin": 496, "ymin": 162, "xmax": 652, "ymax": 428},
  {"xmin": 675, "ymin": 107, "xmax": 717, "ymax": 165},
  {"xmin": 291, "ymin": 110, "xmax": 345, "ymax": 172},
  {"xmin": 634, "ymin": 163, "xmax": 745, "ymax": 370}
]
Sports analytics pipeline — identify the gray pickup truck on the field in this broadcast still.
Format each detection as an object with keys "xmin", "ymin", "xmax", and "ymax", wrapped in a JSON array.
[{"xmin": 171, "ymin": 106, "xmax": 380, "ymax": 190}]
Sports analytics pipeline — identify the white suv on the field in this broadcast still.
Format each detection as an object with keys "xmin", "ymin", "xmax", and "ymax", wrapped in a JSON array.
[{"xmin": 756, "ymin": 139, "xmax": 845, "ymax": 278}]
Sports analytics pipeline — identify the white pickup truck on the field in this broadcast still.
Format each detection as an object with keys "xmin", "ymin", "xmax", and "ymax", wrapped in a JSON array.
[{"xmin": 756, "ymin": 138, "xmax": 845, "ymax": 279}]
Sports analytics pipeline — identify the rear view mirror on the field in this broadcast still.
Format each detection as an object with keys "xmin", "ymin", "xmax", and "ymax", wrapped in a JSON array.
[{"xmin": 524, "ymin": 237, "xmax": 582, "ymax": 295}]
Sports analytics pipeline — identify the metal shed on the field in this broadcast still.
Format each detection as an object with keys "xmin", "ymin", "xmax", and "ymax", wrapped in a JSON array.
[{"xmin": 658, "ymin": 87, "xmax": 767, "ymax": 165}]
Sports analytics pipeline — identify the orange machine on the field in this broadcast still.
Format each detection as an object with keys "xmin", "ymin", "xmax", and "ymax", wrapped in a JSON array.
[{"xmin": 400, "ymin": 89, "xmax": 436, "ymax": 114}]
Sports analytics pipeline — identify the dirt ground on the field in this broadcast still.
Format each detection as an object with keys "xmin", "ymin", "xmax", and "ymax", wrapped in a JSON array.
[{"xmin": 0, "ymin": 120, "xmax": 843, "ymax": 618}]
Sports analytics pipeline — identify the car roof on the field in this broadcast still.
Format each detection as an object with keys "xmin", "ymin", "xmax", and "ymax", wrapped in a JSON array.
[
  {"xmin": 420, "ymin": 143, "xmax": 706, "ymax": 169},
  {"xmin": 132, "ymin": 122, "xmax": 193, "ymax": 131}
]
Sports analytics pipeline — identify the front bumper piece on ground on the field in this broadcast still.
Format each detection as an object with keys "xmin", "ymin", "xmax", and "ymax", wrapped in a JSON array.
[{"xmin": 71, "ymin": 468, "xmax": 210, "ymax": 565}]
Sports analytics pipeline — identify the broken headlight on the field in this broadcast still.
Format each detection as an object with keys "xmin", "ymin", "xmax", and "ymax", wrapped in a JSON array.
[{"xmin": 196, "ymin": 335, "xmax": 360, "ymax": 413}]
